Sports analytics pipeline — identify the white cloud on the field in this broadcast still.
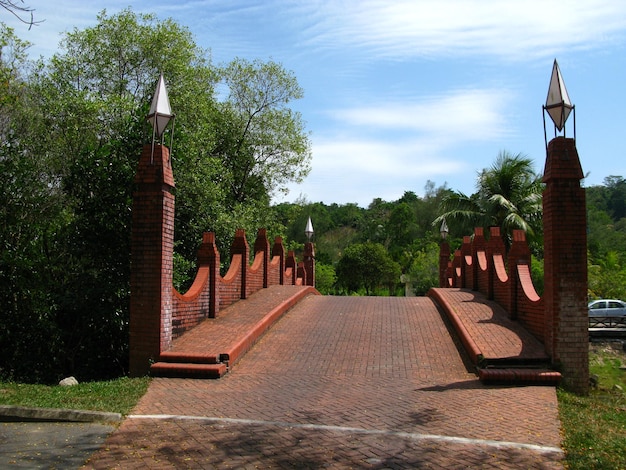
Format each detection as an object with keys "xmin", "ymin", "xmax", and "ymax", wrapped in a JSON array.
[
  {"xmin": 295, "ymin": 0, "xmax": 626, "ymax": 59},
  {"xmin": 329, "ymin": 88, "xmax": 513, "ymax": 141},
  {"xmin": 284, "ymin": 86, "xmax": 515, "ymax": 205}
]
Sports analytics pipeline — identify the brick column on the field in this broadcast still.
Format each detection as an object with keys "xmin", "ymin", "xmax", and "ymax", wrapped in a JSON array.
[
  {"xmin": 129, "ymin": 144, "xmax": 175, "ymax": 377},
  {"xmin": 507, "ymin": 230, "xmax": 532, "ymax": 320},
  {"xmin": 286, "ymin": 251, "xmax": 297, "ymax": 285},
  {"xmin": 304, "ymin": 242, "xmax": 315, "ymax": 287},
  {"xmin": 231, "ymin": 229, "xmax": 250, "ymax": 299},
  {"xmin": 272, "ymin": 237, "xmax": 286, "ymax": 284},
  {"xmin": 197, "ymin": 232, "xmax": 220, "ymax": 318},
  {"xmin": 254, "ymin": 229, "xmax": 270, "ymax": 288},
  {"xmin": 459, "ymin": 236, "xmax": 472, "ymax": 288},
  {"xmin": 543, "ymin": 136, "xmax": 588, "ymax": 394},
  {"xmin": 486, "ymin": 227, "xmax": 506, "ymax": 300}
]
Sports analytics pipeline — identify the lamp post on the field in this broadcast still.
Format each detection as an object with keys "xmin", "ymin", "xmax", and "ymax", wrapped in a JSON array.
[
  {"xmin": 439, "ymin": 218, "xmax": 450, "ymax": 288},
  {"xmin": 303, "ymin": 217, "xmax": 315, "ymax": 287},
  {"xmin": 440, "ymin": 219, "xmax": 449, "ymax": 241},
  {"xmin": 147, "ymin": 73, "xmax": 175, "ymax": 163},
  {"xmin": 542, "ymin": 59, "xmax": 575, "ymax": 152}
]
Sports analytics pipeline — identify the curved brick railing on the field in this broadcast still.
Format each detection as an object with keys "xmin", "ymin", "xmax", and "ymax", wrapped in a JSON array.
[
  {"xmin": 170, "ymin": 229, "xmax": 307, "ymax": 339},
  {"xmin": 441, "ymin": 227, "xmax": 544, "ymax": 341},
  {"xmin": 129, "ymin": 144, "xmax": 315, "ymax": 375},
  {"xmin": 437, "ymin": 136, "xmax": 589, "ymax": 393}
]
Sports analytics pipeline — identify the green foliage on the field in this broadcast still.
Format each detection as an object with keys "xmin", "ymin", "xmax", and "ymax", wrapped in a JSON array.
[
  {"xmin": 274, "ymin": 182, "xmax": 450, "ymax": 295},
  {"xmin": 336, "ymin": 242, "xmax": 401, "ymax": 295},
  {"xmin": 407, "ymin": 242, "xmax": 440, "ymax": 296},
  {"xmin": 435, "ymin": 151, "xmax": 543, "ymax": 253},
  {"xmin": 586, "ymin": 176, "xmax": 626, "ymax": 300},
  {"xmin": 218, "ymin": 57, "xmax": 311, "ymax": 203},
  {"xmin": 314, "ymin": 263, "xmax": 337, "ymax": 295}
]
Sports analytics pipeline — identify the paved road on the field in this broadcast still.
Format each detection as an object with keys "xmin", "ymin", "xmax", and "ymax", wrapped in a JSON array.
[
  {"xmin": 0, "ymin": 421, "xmax": 114, "ymax": 469},
  {"xmin": 85, "ymin": 295, "xmax": 563, "ymax": 468}
]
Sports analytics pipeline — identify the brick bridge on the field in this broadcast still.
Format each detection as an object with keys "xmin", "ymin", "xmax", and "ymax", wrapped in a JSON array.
[{"xmin": 129, "ymin": 136, "xmax": 588, "ymax": 395}]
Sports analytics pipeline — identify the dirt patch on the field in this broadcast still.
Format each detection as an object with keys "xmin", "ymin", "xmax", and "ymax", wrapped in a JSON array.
[{"xmin": 590, "ymin": 341, "xmax": 626, "ymax": 363}]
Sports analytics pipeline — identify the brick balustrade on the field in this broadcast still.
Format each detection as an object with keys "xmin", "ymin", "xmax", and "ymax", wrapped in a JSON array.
[
  {"xmin": 130, "ymin": 144, "xmax": 315, "ymax": 376},
  {"xmin": 439, "ymin": 137, "xmax": 588, "ymax": 393}
]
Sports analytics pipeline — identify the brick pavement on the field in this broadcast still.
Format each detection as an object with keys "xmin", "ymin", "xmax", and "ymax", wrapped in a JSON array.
[
  {"xmin": 429, "ymin": 288, "xmax": 548, "ymax": 364},
  {"xmin": 85, "ymin": 293, "xmax": 563, "ymax": 469}
]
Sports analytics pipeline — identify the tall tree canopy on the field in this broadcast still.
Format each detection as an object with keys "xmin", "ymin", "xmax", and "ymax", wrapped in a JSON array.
[
  {"xmin": 218, "ymin": 58, "xmax": 311, "ymax": 204},
  {"xmin": 0, "ymin": 9, "xmax": 311, "ymax": 382}
]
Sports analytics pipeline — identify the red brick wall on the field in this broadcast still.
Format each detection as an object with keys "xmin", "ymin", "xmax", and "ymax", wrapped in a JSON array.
[
  {"xmin": 129, "ymin": 145, "xmax": 175, "ymax": 376},
  {"xmin": 129, "ymin": 145, "xmax": 311, "ymax": 375},
  {"xmin": 438, "ymin": 136, "xmax": 589, "ymax": 393}
]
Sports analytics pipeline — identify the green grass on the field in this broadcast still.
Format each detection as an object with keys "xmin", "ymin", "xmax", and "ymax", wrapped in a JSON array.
[
  {"xmin": 558, "ymin": 343, "xmax": 626, "ymax": 470},
  {"xmin": 0, "ymin": 376, "xmax": 151, "ymax": 416}
]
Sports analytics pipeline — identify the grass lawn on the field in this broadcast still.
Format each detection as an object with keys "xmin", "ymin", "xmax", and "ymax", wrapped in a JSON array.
[
  {"xmin": 558, "ymin": 342, "xmax": 626, "ymax": 470},
  {"xmin": 0, "ymin": 376, "xmax": 150, "ymax": 416}
]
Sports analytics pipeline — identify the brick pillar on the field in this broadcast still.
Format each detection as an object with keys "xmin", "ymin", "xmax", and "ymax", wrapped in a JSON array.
[
  {"xmin": 451, "ymin": 249, "xmax": 462, "ymax": 287},
  {"xmin": 286, "ymin": 251, "xmax": 297, "ymax": 285},
  {"xmin": 459, "ymin": 236, "xmax": 472, "ymax": 288},
  {"xmin": 272, "ymin": 237, "xmax": 286, "ymax": 284},
  {"xmin": 543, "ymin": 136, "xmax": 588, "ymax": 394},
  {"xmin": 507, "ymin": 230, "xmax": 532, "ymax": 320},
  {"xmin": 471, "ymin": 228, "xmax": 487, "ymax": 291},
  {"xmin": 129, "ymin": 144, "xmax": 175, "ymax": 377},
  {"xmin": 486, "ymin": 227, "xmax": 506, "ymax": 300},
  {"xmin": 197, "ymin": 232, "xmax": 220, "ymax": 318},
  {"xmin": 304, "ymin": 242, "xmax": 315, "ymax": 287},
  {"xmin": 254, "ymin": 229, "xmax": 270, "ymax": 288},
  {"xmin": 231, "ymin": 229, "xmax": 250, "ymax": 299},
  {"xmin": 297, "ymin": 262, "xmax": 306, "ymax": 285},
  {"xmin": 439, "ymin": 241, "xmax": 450, "ymax": 287}
]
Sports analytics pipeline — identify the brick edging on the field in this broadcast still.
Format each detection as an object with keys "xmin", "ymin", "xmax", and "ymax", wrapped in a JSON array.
[
  {"xmin": 427, "ymin": 288, "xmax": 483, "ymax": 366},
  {"xmin": 221, "ymin": 286, "xmax": 320, "ymax": 367}
]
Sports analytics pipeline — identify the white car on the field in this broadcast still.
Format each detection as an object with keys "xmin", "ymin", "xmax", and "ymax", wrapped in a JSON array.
[{"xmin": 588, "ymin": 299, "xmax": 626, "ymax": 318}]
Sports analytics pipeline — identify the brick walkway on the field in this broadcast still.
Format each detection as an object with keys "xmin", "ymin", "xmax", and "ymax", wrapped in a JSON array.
[
  {"xmin": 85, "ymin": 291, "xmax": 563, "ymax": 469},
  {"xmin": 429, "ymin": 288, "xmax": 549, "ymax": 363}
]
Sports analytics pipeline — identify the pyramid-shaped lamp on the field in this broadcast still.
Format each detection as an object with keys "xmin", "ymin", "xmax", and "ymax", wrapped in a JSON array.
[
  {"xmin": 146, "ymin": 73, "xmax": 175, "ymax": 162},
  {"xmin": 543, "ymin": 59, "xmax": 575, "ymax": 144},
  {"xmin": 305, "ymin": 216, "xmax": 314, "ymax": 241}
]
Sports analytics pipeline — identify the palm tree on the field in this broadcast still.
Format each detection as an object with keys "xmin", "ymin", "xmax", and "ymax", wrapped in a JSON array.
[{"xmin": 434, "ymin": 151, "xmax": 543, "ymax": 253}]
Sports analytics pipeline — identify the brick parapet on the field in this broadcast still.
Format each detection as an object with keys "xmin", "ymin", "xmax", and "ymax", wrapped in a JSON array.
[
  {"xmin": 129, "ymin": 145, "xmax": 311, "ymax": 376},
  {"xmin": 436, "ymin": 136, "xmax": 589, "ymax": 393}
]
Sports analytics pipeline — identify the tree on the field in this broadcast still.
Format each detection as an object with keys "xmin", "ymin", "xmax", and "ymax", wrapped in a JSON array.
[
  {"xmin": 218, "ymin": 57, "xmax": 312, "ymax": 204},
  {"xmin": 0, "ymin": 23, "xmax": 67, "ymax": 382},
  {"xmin": 0, "ymin": 1, "xmax": 40, "ymax": 29},
  {"xmin": 407, "ymin": 242, "xmax": 440, "ymax": 296},
  {"xmin": 1, "ymin": 9, "xmax": 313, "ymax": 382},
  {"xmin": 434, "ymin": 151, "xmax": 543, "ymax": 252},
  {"xmin": 336, "ymin": 242, "xmax": 401, "ymax": 295},
  {"xmin": 314, "ymin": 263, "xmax": 337, "ymax": 295}
]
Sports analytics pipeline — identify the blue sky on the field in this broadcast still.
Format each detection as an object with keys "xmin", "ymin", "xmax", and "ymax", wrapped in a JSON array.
[{"xmin": 5, "ymin": 0, "xmax": 626, "ymax": 206}]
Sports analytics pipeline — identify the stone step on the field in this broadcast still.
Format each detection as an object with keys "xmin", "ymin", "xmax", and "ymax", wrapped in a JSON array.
[
  {"xmin": 478, "ymin": 368, "xmax": 561, "ymax": 386},
  {"xmin": 157, "ymin": 351, "xmax": 221, "ymax": 364},
  {"xmin": 150, "ymin": 361, "xmax": 227, "ymax": 379}
]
